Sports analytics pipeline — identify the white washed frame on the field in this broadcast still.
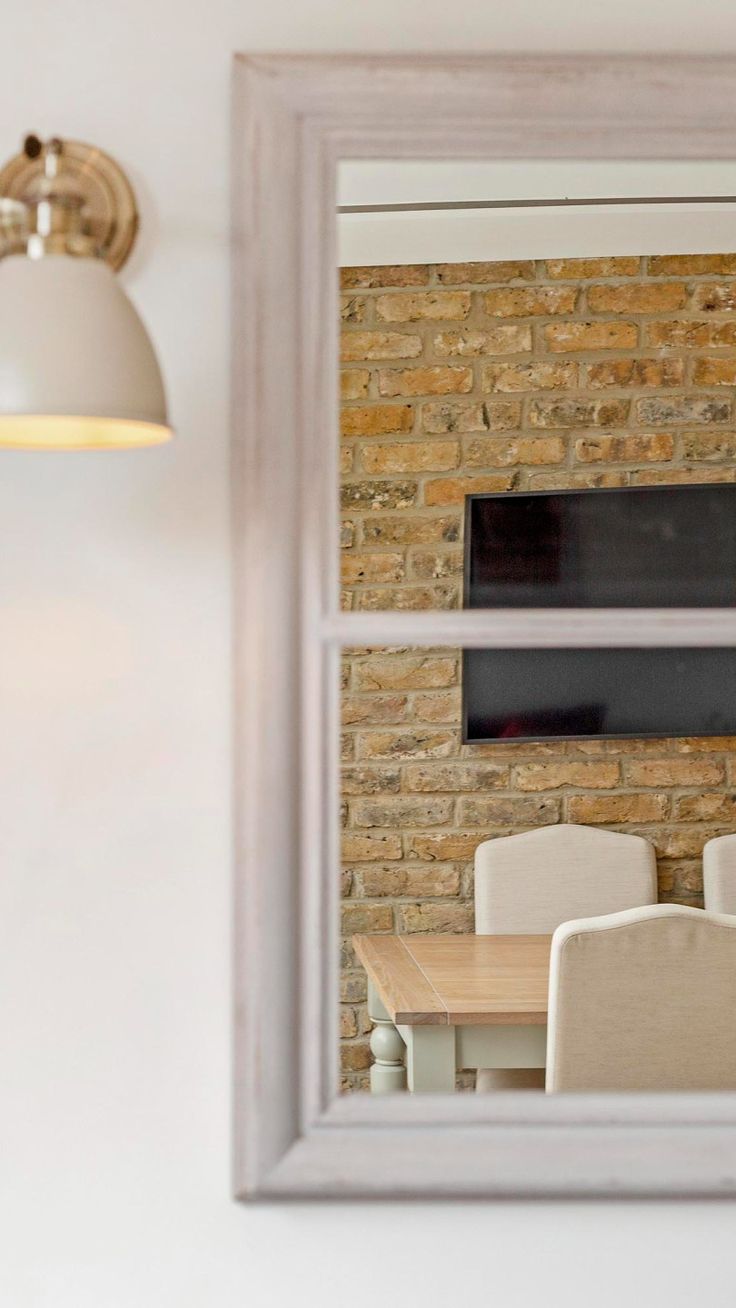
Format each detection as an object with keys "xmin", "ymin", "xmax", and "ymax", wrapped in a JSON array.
[{"xmin": 232, "ymin": 53, "xmax": 736, "ymax": 1200}]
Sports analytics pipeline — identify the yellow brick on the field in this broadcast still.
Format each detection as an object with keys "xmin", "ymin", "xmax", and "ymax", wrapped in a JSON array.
[
  {"xmin": 514, "ymin": 761, "xmax": 619, "ymax": 791},
  {"xmin": 340, "ymin": 369, "xmax": 370, "ymax": 400},
  {"xmin": 407, "ymin": 832, "xmax": 484, "ymax": 861},
  {"xmin": 354, "ymin": 865, "xmax": 461, "ymax": 897},
  {"xmin": 408, "ymin": 549, "xmax": 463, "ymax": 581},
  {"xmin": 529, "ymin": 470, "xmax": 629, "ymax": 490},
  {"xmin": 340, "ymin": 1043, "xmax": 372, "ymax": 1072},
  {"xmin": 433, "ymin": 325, "xmax": 531, "ymax": 357},
  {"xmin": 458, "ymin": 796, "xmax": 559, "ymax": 826},
  {"xmin": 356, "ymin": 656, "xmax": 457, "ymax": 692},
  {"xmin": 529, "ymin": 399, "xmax": 629, "ymax": 429},
  {"xmin": 340, "ymin": 553, "xmax": 405, "ymax": 585},
  {"xmin": 341, "ymin": 479, "xmax": 417, "ymax": 511},
  {"xmin": 379, "ymin": 366, "xmax": 472, "ymax": 397},
  {"xmin": 711, "ymin": 322, "xmax": 736, "ymax": 346},
  {"xmin": 356, "ymin": 584, "xmax": 458, "ymax": 612},
  {"xmin": 435, "ymin": 260, "xmax": 534, "ymax": 284},
  {"xmin": 340, "ymin": 1008, "xmax": 358, "ymax": 1038},
  {"xmin": 341, "ymin": 834, "xmax": 403, "ymax": 862},
  {"xmin": 340, "ymin": 295, "xmax": 367, "ymax": 323},
  {"xmin": 357, "ymin": 729, "xmax": 458, "ymax": 761},
  {"xmin": 410, "ymin": 691, "xmax": 463, "ymax": 724},
  {"xmin": 635, "ymin": 396, "xmax": 731, "ymax": 426},
  {"xmin": 340, "ymin": 445, "xmax": 353, "ymax": 475},
  {"xmin": 692, "ymin": 358, "xmax": 736, "ymax": 386},
  {"xmin": 680, "ymin": 736, "xmax": 736, "ymax": 753},
  {"xmin": 648, "ymin": 254, "xmax": 736, "ymax": 276},
  {"xmin": 340, "ymin": 331, "xmax": 422, "ymax": 362},
  {"xmin": 642, "ymin": 827, "xmax": 725, "ymax": 859},
  {"xmin": 682, "ymin": 432, "xmax": 736, "ymax": 461},
  {"xmin": 341, "ymin": 975, "xmax": 368, "ymax": 1008},
  {"xmin": 674, "ymin": 794, "xmax": 736, "ymax": 821},
  {"xmin": 657, "ymin": 863, "xmax": 703, "ymax": 899},
  {"xmin": 341, "ymin": 265, "xmax": 429, "ymax": 289},
  {"xmin": 351, "ymin": 796, "xmax": 453, "ymax": 828},
  {"xmin": 481, "ymin": 361, "xmax": 577, "ymax": 392},
  {"xmin": 645, "ymin": 320, "xmax": 712, "ymax": 349},
  {"xmin": 632, "ymin": 467, "xmax": 736, "ymax": 486},
  {"xmin": 483, "ymin": 287, "xmax": 577, "ymax": 317},
  {"xmin": 587, "ymin": 283, "xmax": 687, "ymax": 313},
  {"xmin": 544, "ymin": 320, "xmax": 638, "ymax": 353},
  {"xmin": 574, "ymin": 433, "xmax": 674, "ymax": 463},
  {"xmin": 625, "ymin": 758, "xmax": 724, "ymax": 787},
  {"xmin": 464, "ymin": 435, "xmax": 566, "ymax": 468},
  {"xmin": 695, "ymin": 285, "xmax": 736, "ymax": 312},
  {"xmin": 545, "ymin": 257, "xmax": 640, "ymax": 279},
  {"xmin": 648, "ymin": 318, "xmax": 736, "ymax": 348},
  {"xmin": 340, "ymin": 763, "xmax": 403, "ymax": 791},
  {"xmin": 422, "ymin": 400, "xmax": 520, "ymax": 433},
  {"xmin": 567, "ymin": 794, "xmax": 668, "ymax": 823},
  {"xmin": 361, "ymin": 513, "xmax": 461, "ymax": 546},
  {"xmin": 341, "ymin": 404, "xmax": 413, "ymax": 437},
  {"xmin": 397, "ymin": 903, "xmax": 474, "ymax": 933},
  {"xmin": 424, "ymin": 473, "xmax": 515, "ymax": 505},
  {"xmin": 342, "ymin": 905, "xmax": 394, "ymax": 936},
  {"xmin": 361, "ymin": 441, "xmax": 459, "ymax": 474},
  {"xmin": 403, "ymin": 761, "xmax": 508, "ymax": 790},
  {"xmin": 375, "ymin": 291, "xmax": 471, "ymax": 322},
  {"xmin": 587, "ymin": 358, "xmax": 684, "ymax": 388}
]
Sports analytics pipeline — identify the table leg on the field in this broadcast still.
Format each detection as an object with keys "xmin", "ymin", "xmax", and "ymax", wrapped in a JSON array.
[
  {"xmin": 367, "ymin": 980, "xmax": 406, "ymax": 1093},
  {"xmin": 399, "ymin": 1024, "xmax": 456, "ymax": 1092}
]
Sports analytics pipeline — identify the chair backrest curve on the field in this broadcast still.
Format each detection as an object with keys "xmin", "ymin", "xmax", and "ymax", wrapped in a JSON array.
[
  {"xmin": 546, "ymin": 903, "xmax": 736, "ymax": 1092},
  {"xmin": 475, "ymin": 823, "xmax": 657, "ymax": 936}
]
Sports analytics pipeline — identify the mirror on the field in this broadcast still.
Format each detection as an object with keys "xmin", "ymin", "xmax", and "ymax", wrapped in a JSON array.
[
  {"xmin": 338, "ymin": 158, "xmax": 736, "ymax": 1094},
  {"xmin": 234, "ymin": 53, "xmax": 736, "ymax": 1198}
]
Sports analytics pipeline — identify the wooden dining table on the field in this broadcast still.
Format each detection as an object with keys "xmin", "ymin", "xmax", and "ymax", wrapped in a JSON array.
[{"xmin": 353, "ymin": 933, "xmax": 552, "ymax": 1093}]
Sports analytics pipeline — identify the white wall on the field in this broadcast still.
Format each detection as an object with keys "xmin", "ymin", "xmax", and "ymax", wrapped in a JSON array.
[{"xmin": 2, "ymin": 4, "xmax": 736, "ymax": 1305}]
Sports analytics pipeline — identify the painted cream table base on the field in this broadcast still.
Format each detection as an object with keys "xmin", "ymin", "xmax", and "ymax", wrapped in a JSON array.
[{"xmin": 356, "ymin": 934, "xmax": 551, "ymax": 1094}]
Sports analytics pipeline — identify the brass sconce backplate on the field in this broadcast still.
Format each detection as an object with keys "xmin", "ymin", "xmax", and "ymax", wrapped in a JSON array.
[{"xmin": 0, "ymin": 136, "xmax": 139, "ymax": 270}]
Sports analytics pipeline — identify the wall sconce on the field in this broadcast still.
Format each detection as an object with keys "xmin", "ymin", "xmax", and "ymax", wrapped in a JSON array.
[{"xmin": 0, "ymin": 135, "xmax": 171, "ymax": 448}]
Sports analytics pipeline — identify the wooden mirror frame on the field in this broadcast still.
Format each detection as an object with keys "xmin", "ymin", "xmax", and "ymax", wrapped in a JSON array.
[{"xmin": 232, "ymin": 52, "xmax": 736, "ymax": 1200}]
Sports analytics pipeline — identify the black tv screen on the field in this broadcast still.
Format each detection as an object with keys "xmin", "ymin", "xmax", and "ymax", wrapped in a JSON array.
[{"xmin": 463, "ymin": 484, "xmax": 736, "ymax": 744}]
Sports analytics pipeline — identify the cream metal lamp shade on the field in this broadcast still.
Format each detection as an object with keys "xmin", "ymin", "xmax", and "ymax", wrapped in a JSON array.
[
  {"xmin": 0, "ymin": 134, "xmax": 172, "ymax": 449},
  {"xmin": 0, "ymin": 255, "xmax": 169, "ymax": 448}
]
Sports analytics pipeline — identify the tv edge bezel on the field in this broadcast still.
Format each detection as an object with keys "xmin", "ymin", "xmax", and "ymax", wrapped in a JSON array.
[{"xmin": 461, "ymin": 482, "xmax": 736, "ymax": 746}]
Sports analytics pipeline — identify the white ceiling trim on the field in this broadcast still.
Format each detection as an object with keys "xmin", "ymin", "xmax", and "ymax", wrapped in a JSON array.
[{"xmin": 337, "ymin": 162, "xmax": 736, "ymax": 266}]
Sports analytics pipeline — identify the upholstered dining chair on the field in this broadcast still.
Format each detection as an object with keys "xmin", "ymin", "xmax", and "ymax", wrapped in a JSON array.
[
  {"xmin": 546, "ymin": 903, "xmax": 736, "ymax": 1092},
  {"xmin": 703, "ymin": 833, "xmax": 736, "ymax": 914},
  {"xmin": 475, "ymin": 823, "xmax": 658, "ymax": 1091}
]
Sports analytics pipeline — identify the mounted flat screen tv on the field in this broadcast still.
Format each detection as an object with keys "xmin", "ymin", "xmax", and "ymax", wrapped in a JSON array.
[{"xmin": 463, "ymin": 484, "xmax": 736, "ymax": 744}]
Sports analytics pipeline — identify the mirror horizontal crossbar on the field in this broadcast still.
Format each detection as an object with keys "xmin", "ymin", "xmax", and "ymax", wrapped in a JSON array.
[{"xmin": 324, "ymin": 610, "xmax": 736, "ymax": 649}]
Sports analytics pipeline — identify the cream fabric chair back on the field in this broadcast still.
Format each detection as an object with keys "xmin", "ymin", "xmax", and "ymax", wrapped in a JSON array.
[
  {"xmin": 475, "ymin": 823, "xmax": 657, "ymax": 936},
  {"xmin": 474, "ymin": 823, "xmax": 656, "ymax": 1092},
  {"xmin": 547, "ymin": 904, "xmax": 736, "ymax": 1092},
  {"xmin": 703, "ymin": 834, "xmax": 736, "ymax": 915}
]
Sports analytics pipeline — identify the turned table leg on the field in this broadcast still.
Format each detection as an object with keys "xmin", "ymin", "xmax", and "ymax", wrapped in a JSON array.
[{"xmin": 367, "ymin": 980, "xmax": 406, "ymax": 1093}]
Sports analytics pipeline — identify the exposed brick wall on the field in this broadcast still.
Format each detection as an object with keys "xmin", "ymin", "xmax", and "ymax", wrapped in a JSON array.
[{"xmin": 339, "ymin": 254, "xmax": 736, "ymax": 1089}]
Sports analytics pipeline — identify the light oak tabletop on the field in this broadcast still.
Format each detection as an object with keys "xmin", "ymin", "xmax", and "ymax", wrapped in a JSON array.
[{"xmin": 353, "ymin": 933, "xmax": 552, "ymax": 1027}]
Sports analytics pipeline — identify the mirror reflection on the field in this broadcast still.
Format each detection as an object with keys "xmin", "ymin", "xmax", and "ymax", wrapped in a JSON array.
[{"xmin": 339, "ymin": 160, "xmax": 736, "ymax": 1095}]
